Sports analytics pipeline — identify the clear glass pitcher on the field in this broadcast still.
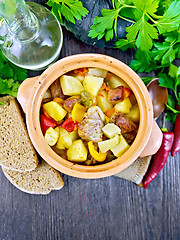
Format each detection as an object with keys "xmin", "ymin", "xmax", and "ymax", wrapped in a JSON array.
[{"xmin": 0, "ymin": 0, "xmax": 63, "ymax": 70}]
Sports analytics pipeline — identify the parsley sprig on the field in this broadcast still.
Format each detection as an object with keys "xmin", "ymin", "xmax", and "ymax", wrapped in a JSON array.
[
  {"xmin": 46, "ymin": 0, "xmax": 89, "ymax": 24},
  {"xmin": 89, "ymin": 0, "xmax": 180, "ymax": 53},
  {"xmin": 0, "ymin": 51, "xmax": 27, "ymax": 82},
  {"xmin": 0, "ymin": 50, "xmax": 28, "ymax": 103}
]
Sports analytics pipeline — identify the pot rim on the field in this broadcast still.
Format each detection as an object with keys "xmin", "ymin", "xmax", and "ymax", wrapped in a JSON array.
[{"xmin": 25, "ymin": 53, "xmax": 153, "ymax": 179}]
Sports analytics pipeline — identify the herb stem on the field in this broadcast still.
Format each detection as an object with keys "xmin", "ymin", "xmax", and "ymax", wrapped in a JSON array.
[
  {"xmin": 123, "ymin": 5, "xmax": 136, "ymax": 9},
  {"xmin": 145, "ymin": 13, "xmax": 157, "ymax": 24},
  {"xmin": 170, "ymin": 40, "xmax": 177, "ymax": 46},
  {"xmin": 150, "ymin": 13, "xmax": 163, "ymax": 19},
  {"xmin": 118, "ymin": 14, "xmax": 135, "ymax": 23}
]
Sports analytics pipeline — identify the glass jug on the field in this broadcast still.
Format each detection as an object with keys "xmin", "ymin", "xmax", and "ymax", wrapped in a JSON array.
[{"xmin": 0, "ymin": 0, "xmax": 63, "ymax": 70}]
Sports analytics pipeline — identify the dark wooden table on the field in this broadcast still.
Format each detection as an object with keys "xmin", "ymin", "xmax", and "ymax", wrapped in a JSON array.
[{"xmin": 0, "ymin": 1, "xmax": 179, "ymax": 240}]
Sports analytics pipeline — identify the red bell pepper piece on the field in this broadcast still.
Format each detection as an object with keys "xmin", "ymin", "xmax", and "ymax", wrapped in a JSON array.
[
  {"xmin": 40, "ymin": 115, "xmax": 57, "ymax": 134},
  {"xmin": 61, "ymin": 117, "xmax": 77, "ymax": 132},
  {"xmin": 143, "ymin": 132, "xmax": 174, "ymax": 189},
  {"xmin": 171, "ymin": 113, "xmax": 180, "ymax": 157}
]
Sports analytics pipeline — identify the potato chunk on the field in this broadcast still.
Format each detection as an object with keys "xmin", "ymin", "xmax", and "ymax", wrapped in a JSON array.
[
  {"xmin": 43, "ymin": 101, "xmax": 67, "ymax": 121},
  {"xmin": 67, "ymin": 139, "xmax": 88, "ymax": 162},
  {"xmin": 88, "ymin": 68, "xmax": 108, "ymax": 78},
  {"xmin": 97, "ymin": 90, "xmax": 113, "ymax": 112},
  {"xmin": 108, "ymin": 74, "xmax": 128, "ymax": 88},
  {"xmin": 102, "ymin": 123, "xmax": 121, "ymax": 138},
  {"xmin": 83, "ymin": 75, "xmax": 104, "ymax": 97},
  {"xmin": 60, "ymin": 75, "xmax": 84, "ymax": 95},
  {"xmin": 114, "ymin": 97, "xmax": 132, "ymax": 114},
  {"xmin": 45, "ymin": 127, "xmax": 59, "ymax": 146},
  {"xmin": 98, "ymin": 135, "xmax": 120, "ymax": 153},
  {"xmin": 111, "ymin": 135, "xmax": 130, "ymax": 157},
  {"xmin": 56, "ymin": 128, "xmax": 71, "ymax": 149},
  {"xmin": 126, "ymin": 104, "xmax": 140, "ymax": 123}
]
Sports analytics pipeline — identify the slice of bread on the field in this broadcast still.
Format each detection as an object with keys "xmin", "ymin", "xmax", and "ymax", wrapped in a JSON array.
[
  {"xmin": 2, "ymin": 160, "xmax": 64, "ymax": 194},
  {"xmin": 0, "ymin": 96, "xmax": 38, "ymax": 172}
]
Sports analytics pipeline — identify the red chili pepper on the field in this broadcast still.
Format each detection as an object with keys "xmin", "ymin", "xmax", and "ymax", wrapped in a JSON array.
[
  {"xmin": 61, "ymin": 117, "xmax": 77, "ymax": 132},
  {"xmin": 40, "ymin": 115, "xmax": 57, "ymax": 134},
  {"xmin": 171, "ymin": 113, "xmax": 180, "ymax": 157},
  {"xmin": 143, "ymin": 132, "xmax": 174, "ymax": 189}
]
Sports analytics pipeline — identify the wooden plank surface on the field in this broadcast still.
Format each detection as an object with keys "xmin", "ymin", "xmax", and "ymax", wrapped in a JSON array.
[{"xmin": 0, "ymin": 1, "xmax": 179, "ymax": 240}]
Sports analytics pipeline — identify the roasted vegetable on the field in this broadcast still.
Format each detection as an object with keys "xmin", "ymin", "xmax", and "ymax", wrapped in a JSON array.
[
  {"xmin": 88, "ymin": 141, "xmax": 107, "ymax": 162},
  {"xmin": 97, "ymin": 90, "xmax": 113, "ymax": 112},
  {"xmin": 67, "ymin": 139, "xmax": 88, "ymax": 162},
  {"xmin": 80, "ymin": 90, "xmax": 93, "ymax": 108},
  {"xmin": 104, "ymin": 107, "xmax": 115, "ymax": 118},
  {"xmin": 126, "ymin": 104, "xmax": 140, "ymax": 123},
  {"xmin": 102, "ymin": 123, "xmax": 121, "ymax": 138},
  {"xmin": 60, "ymin": 75, "xmax": 84, "ymax": 95},
  {"xmin": 108, "ymin": 74, "xmax": 129, "ymax": 88},
  {"xmin": 111, "ymin": 135, "xmax": 130, "ymax": 157},
  {"xmin": 56, "ymin": 127, "xmax": 73, "ymax": 149},
  {"xmin": 72, "ymin": 103, "xmax": 87, "ymax": 122},
  {"xmin": 88, "ymin": 68, "xmax": 108, "ymax": 78},
  {"xmin": 83, "ymin": 75, "xmax": 103, "ymax": 97},
  {"xmin": 98, "ymin": 135, "xmax": 120, "ymax": 153},
  {"xmin": 114, "ymin": 97, "xmax": 132, "ymax": 114},
  {"xmin": 43, "ymin": 101, "xmax": 67, "ymax": 121},
  {"xmin": 45, "ymin": 127, "xmax": 59, "ymax": 146},
  {"xmin": 61, "ymin": 117, "xmax": 77, "ymax": 132},
  {"xmin": 40, "ymin": 115, "xmax": 57, "ymax": 135}
]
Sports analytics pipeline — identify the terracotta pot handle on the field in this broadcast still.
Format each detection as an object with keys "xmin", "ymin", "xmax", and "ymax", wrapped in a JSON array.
[
  {"xmin": 17, "ymin": 76, "xmax": 39, "ymax": 113},
  {"xmin": 139, "ymin": 120, "xmax": 163, "ymax": 158}
]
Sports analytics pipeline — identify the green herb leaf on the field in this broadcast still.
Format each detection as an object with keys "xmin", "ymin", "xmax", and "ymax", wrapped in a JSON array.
[
  {"xmin": 165, "ymin": 111, "xmax": 179, "ymax": 124},
  {"xmin": 158, "ymin": 73, "xmax": 175, "ymax": 92},
  {"xmin": 152, "ymin": 42, "xmax": 176, "ymax": 65},
  {"xmin": 0, "ymin": 51, "xmax": 27, "ymax": 82},
  {"xmin": 155, "ymin": 0, "xmax": 180, "ymax": 34},
  {"xmin": 169, "ymin": 64, "xmax": 178, "ymax": 78},
  {"xmin": 114, "ymin": 39, "xmax": 135, "ymax": 51},
  {"xmin": 88, "ymin": 8, "xmax": 120, "ymax": 41},
  {"xmin": 47, "ymin": 0, "xmax": 88, "ymax": 24},
  {"xmin": 167, "ymin": 95, "xmax": 176, "ymax": 109},
  {"xmin": 133, "ymin": 0, "xmax": 159, "ymax": 16},
  {"xmin": 166, "ymin": 104, "xmax": 180, "ymax": 114},
  {"xmin": 0, "ymin": 77, "xmax": 20, "ymax": 97},
  {"xmin": 141, "ymin": 77, "xmax": 156, "ymax": 85},
  {"xmin": 126, "ymin": 16, "xmax": 158, "ymax": 51},
  {"xmin": 163, "ymin": 31, "xmax": 179, "ymax": 43},
  {"xmin": 129, "ymin": 49, "xmax": 158, "ymax": 72}
]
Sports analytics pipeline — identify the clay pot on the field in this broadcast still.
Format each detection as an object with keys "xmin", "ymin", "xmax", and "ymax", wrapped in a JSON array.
[{"xmin": 17, "ymin": 54, "xmax": 162, "ymax": 178}]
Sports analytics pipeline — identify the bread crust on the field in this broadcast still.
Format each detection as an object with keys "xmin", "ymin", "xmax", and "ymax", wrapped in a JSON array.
[
  {"xmin": 0, "ymin": 96, "xmax": 38, "ymax": 172},
  {"xmin": 2, "ymin": 160, "xmax": 64, "ymax": 194}
]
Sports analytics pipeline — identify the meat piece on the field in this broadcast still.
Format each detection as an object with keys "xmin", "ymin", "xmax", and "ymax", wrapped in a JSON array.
[
  {"xmin": 78, "ymin": 119, "xmax": 104, "ymax": 142},
  {"xmin": 85, "ymin": 106, "xmax": 105, "ymax": 121},
  {"xmin": 108, "ymin": 86, "xmax": 124, "ymax": 103},
  {"xmin": 63, "ymin": 95, "xmax": 81, "ymax": 112},
  {"xmin": 78, "ymin": 106, "xmax": 105, "ymax": 142},
  {"xmin": 50, "ymin": 78, "xmax": 66, "ymax": 100},
  {"xmin": 110, "ymin": 112, "xmax": 137, "ymax": 134},
  {"xmin": 123, "ymin": 130, "xmax": 138, "ymax": 144}
]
